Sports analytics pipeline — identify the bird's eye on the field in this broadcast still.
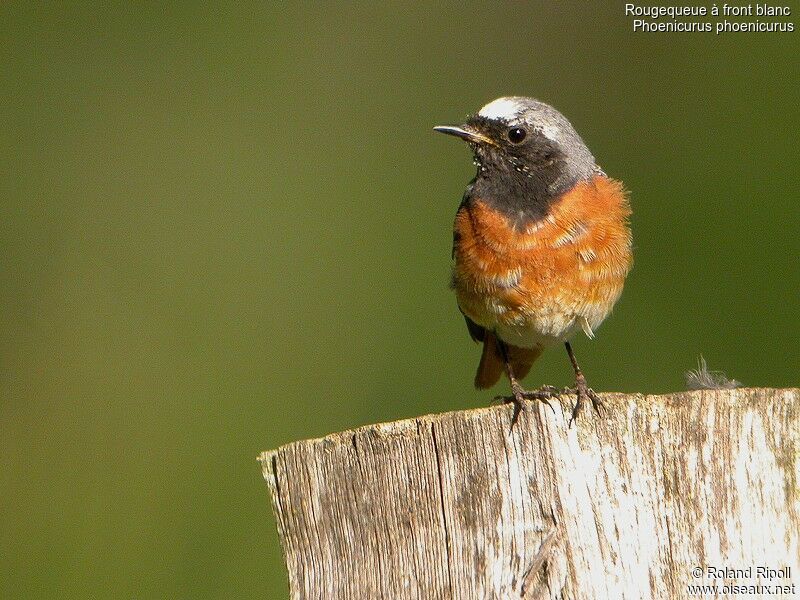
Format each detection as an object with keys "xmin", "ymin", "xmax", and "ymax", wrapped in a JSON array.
[{"xmin": 507, "ymin": 127, "xmax": 527, "ymax": 144}]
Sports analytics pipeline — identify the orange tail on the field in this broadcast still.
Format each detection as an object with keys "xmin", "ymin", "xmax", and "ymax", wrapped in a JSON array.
[
  {"xmin": 474, "ymin": 332, "xmax": 543, "ymax": 389},
  {"xmin": 474, "ymin": 332, "xmax": 504, "ymax": 389}
]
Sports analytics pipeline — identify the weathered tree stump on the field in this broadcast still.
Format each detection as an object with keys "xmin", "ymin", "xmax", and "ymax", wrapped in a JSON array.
[{"xmin": 258, "ymin": 388, "xmax": 799, "ymax": 599}]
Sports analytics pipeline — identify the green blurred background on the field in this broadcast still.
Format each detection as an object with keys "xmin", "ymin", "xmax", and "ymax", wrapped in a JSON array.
[{"xmin": 2, "ymin": 3, "xmax": 798, "ymax": 598}]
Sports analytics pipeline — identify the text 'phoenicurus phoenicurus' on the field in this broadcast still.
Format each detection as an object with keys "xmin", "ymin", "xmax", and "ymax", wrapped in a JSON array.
[{"xmin": 434, "ymin": 97, "xmax": 632, "ymax": 425}]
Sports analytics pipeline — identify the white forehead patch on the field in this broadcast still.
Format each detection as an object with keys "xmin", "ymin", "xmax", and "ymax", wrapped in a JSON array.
[{"xmin": 478, "ymin": 97, "xmax": 522, "ymax": 121}]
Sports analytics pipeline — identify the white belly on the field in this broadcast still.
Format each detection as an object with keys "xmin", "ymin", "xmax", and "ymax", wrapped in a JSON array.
[{"xmin": 493, "ymin": 312, "xmax": 582, "ymax": 349}]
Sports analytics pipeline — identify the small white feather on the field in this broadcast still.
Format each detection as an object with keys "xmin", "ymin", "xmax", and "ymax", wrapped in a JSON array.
[
  {"xmin": 685, "ymin": 356, "xmax": 741, "ymax": 390},
  {"xmin": 580, "ymin": 316, "xmax": 596, "ymax": 339}
]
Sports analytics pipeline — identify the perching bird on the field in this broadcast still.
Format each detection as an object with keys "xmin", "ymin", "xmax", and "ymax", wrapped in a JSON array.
[{"xmin": 434, "ymin": 97, "xmax": 632, "ymax": 423}]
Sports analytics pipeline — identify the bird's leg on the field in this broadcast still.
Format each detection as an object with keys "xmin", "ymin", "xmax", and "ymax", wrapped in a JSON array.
[
  {"xmin": 497, "ymin": 339, "xmax": 526, "ymax": 426},
  {"xmin": 496, "ymin": 340, "xmax": 556, "ymax": 426},
  {"xmin": 564, "ymin": 341, "xmax": 604, "ymax": 427}
]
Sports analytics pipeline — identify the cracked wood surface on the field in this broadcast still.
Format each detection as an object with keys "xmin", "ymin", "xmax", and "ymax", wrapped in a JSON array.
[{"xmin": 259, "ymin": 388, "xmax": 799, "ymax": 599}]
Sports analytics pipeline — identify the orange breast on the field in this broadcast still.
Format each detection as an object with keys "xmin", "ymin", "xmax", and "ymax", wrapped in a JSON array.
[{"xmin": 452, "ymin": 175, "xmax": 632, "ymax": 347}]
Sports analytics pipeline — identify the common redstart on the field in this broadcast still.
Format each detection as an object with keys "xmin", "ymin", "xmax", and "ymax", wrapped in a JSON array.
[{"xmin": 434, "ymin": 97, "xmax": 632, "ymax": 424}]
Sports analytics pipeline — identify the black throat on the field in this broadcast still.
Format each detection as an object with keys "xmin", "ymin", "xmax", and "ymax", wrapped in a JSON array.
[{"xmin": 466, "ymin": 155, "xmax": 583, "ymax": 230}]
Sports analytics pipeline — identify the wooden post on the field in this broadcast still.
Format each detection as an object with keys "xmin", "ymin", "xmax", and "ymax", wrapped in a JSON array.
[{"xmin": 258, "ymin": 388, "xmax": 799, "ymax": 599}]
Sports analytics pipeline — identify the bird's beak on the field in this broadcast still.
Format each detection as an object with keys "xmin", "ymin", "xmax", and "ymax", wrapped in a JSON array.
[{"xmin": 433, "ymin": 125, "xmax": 496, "ymax": 146}]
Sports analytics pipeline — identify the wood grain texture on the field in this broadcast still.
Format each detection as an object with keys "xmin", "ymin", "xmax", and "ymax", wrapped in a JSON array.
[{"xmin": 259, "ymin": 388, "xmax": 800, "ymax": 599}]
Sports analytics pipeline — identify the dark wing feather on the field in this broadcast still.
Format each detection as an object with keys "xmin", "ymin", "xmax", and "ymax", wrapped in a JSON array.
[{"xmin": 462, "ymin": 312, "xmax": 485, "ymax": 343}]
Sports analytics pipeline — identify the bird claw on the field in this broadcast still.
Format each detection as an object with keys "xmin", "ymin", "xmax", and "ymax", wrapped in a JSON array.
[
  {"xmin": 566, "ymin": 379, "xmax": 605, "ymax": 427},
  {"xmin": 496, "ymin": 379, "xmax": 606, "ymax": 429},
  {"xmin": 518, "ymin": 388, "xmax": 558, "ymax": 415},
  {"xmin": 497, "ymin": 385, "xmax": 560, "ymax": 429}
]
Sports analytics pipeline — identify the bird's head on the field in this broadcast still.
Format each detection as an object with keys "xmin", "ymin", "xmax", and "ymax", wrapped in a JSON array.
[{"xmin": 435, "ymin": 97, "xmax": 599, "ymax": 207}]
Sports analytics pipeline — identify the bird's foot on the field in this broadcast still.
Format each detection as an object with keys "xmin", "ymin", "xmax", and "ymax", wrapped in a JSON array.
[
  {"xmin": 514, "ymin": 385, "xmax": 562, "ymax": 408},
  {"xmin": 494, "ymin": 384, "xmax": 559, "ymax": 427},
  {"xmin": 564, "ymin": 373, "xmax": 604, "ymax": 427}
]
